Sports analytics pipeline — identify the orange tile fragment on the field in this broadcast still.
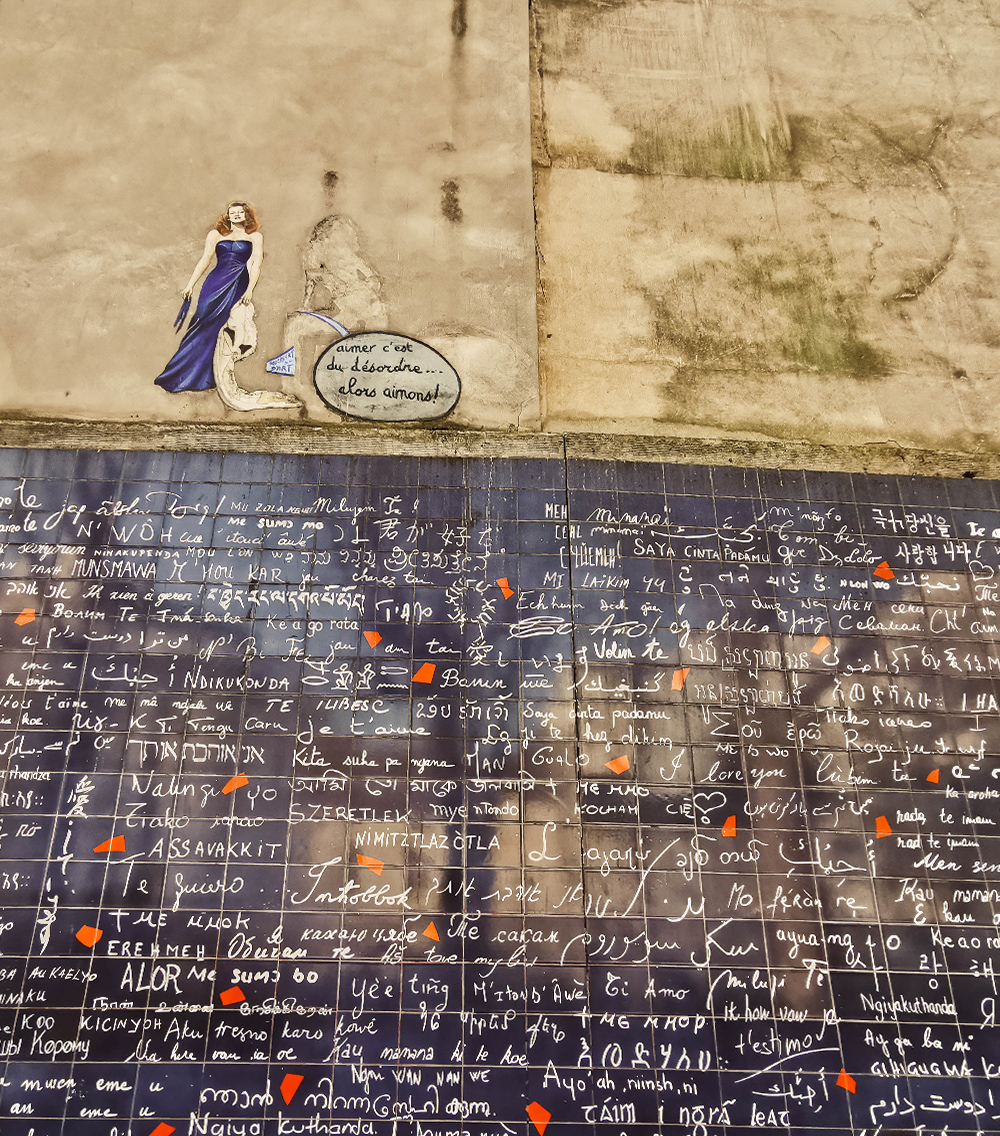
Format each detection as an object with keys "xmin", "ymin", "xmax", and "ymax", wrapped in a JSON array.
[
  {"xmin": 672, "ymin": 667, "xmax": 690, "ymax": 691},
  {"xmin": 875, "ymin": 815, "xmax": 893, "ymax": 838},
  {"xmin": 526, "ymin": 1102, "xmax": 552, "ymax": 1136},
  {"xmin": 873, "ymin": 561, "xmax": 895, "ymax": 580},
  {"xmin": 219, "ymin": 986, "xmax": 246, "ymax": 1006},
  {"xmin": 927, "ymin": 768, "xmax": 940, "ymax": 784},
  {"xmin": 149, "ymin": 1125, "xmax": 177, "ymax": 1136},
  {"xmin": 280, "ymin": 1073, "xmax": 304, "ymax": 1105},
  {"xmin": 496, "ymin": 577, "xmax": 515, "ymax": 600},
  {"xmin": 422, "ymin": 921, "xmax": 440, "ymax": 942},
  {"xmin": 363, "ymin": 630, "xmax": 382, "ymax": 648},
  {"xmin": 222, "ymin": 773, "xmax": 249, "ymax": 795},
  {"xmin": 837, "ymin": 1068, "xmax": 857, "ymax": 1093},
  {"xmin": 357, "ymin": 853, "xmax": 385, "ymax": 876},
  {"xmin": 721, "ymin": 815, "xmax": 737, "ymax": 837},
  {"xmin": 412, "ymin": 662, "xmax": 436, "ymax": 684},
  {"xmin": 93, "ymin": 834, "xmax": 126, "ymax": 854},
  {"xmin": 75, "ymin": 925, "xmax": 103, "ymax": 949},
  {"xmin": 605, "ymin": 755, "xmax": 630, "ymax": 775},
  {"xmin": 810, "ymin": 635, "xmax": 831, "ymax": 655},
  {"xmin": 14, "ymin": 608, "xmax": 35, "ymax": 626}
]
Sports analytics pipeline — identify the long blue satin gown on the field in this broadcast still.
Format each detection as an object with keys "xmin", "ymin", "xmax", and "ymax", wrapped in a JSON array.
[{"xmin": 155, "ymin": 239, "xmax": 252, "ymax": 393}]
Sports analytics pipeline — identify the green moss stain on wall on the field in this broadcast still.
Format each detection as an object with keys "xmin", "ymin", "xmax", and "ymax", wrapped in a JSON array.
[
  {"xmin": 545, "ymin": 103, "xmax": 794, "ymax": 182},
  {"xmin": 649, "ymin": 239, "xmax": 887, "ymax": 378},
  {"xmin": 624, "ymin": 106, "xmax": 793, "ymax": 182}
]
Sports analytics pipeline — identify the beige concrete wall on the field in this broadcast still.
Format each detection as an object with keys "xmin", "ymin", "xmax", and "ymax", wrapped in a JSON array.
[
  {"xmin": 0, "ymin": 0, "xmax": 538, "ymax": 430},
  {"xmin": 534, "ymin": 0, "xmax": 1000, "ymax": 453},
  {"xmin": 5, "ymin": 0, "xmax": 1000, "ymax": 464}
]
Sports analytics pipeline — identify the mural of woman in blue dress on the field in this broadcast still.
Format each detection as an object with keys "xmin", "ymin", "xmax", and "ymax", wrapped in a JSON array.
[{"xmin": 155, "ymin": 202, "xmax": 301, "ymax": 411}]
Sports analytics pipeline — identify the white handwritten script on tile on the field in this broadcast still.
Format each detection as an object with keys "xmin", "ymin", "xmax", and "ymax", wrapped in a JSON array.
[{"xmin": 0, "ymin": 449, "xmax": 995, "ymax": 1135}]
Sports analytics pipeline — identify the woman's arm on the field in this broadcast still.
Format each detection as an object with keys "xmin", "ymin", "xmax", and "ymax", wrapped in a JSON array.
[
  {"xmin": 241, "ymin": 233, "xmax": 263, "ymax": 304},
  {"xmin": 183, "ymin": 231, "xmax": 220, "ymax": 297}
]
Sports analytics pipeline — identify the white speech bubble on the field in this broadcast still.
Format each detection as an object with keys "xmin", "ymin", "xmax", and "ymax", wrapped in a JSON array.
[{"xmin": 314, "ymin": 332, "xmax": 461, "ymax": 422}]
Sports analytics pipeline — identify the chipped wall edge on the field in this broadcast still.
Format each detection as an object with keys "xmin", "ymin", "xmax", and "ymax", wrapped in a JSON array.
[{"xmin": 0, "ymin": 417, "xmax": 994, "ymax": 481}]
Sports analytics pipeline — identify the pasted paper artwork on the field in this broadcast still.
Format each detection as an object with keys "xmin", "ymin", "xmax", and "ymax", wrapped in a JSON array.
[{"xmin": 154, "ymin": 202, "xmax": 302, "ymax": 412}]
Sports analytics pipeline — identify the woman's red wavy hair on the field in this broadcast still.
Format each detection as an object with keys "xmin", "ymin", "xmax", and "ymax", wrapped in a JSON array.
[{"xmin": 215, "ymin": 201, "xmax": 260, "ymax": 235}]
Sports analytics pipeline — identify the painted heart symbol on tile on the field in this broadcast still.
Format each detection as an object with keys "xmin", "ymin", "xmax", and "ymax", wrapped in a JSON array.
[{"xmin": 693, "ymin": 791, "xmax": 727, "ymax": 824}]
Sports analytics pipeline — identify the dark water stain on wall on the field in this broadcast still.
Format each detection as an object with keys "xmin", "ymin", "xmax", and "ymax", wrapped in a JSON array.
[
  {"xmin": 441, "ymin": 180, "xmax": 463, "ymax": 223},
  {"xmin": 452, "ymin": 0, "xmax": 467, "ymax": 39}
]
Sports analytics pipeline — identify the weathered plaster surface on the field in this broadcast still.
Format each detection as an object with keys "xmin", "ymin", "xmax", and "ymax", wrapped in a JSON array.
[
  {"xmin": 534, "ymin": 0, "xmax": 1000, "ymax": 453},
  {"xmin": 0, "ymin": 0, "xmax": 538, "ymax": 429},
  {"xmin": 5, "ymin": 0, "xmax": 1000, "ymax": 470}
]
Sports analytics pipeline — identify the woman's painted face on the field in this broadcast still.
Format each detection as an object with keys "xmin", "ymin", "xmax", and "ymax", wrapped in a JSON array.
[{"xmin": 228, "ymin": 205, "xmax": 246, "ymax": 224}]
